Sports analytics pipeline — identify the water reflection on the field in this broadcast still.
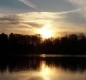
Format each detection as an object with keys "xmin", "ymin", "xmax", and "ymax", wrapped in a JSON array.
[
  {"xmin": 0, "ymin": 56, "xmax": 86, "ymax": 80},
  {"xmin": 39, "ymin": 61, "xmax": 53, "ymax": 80}
]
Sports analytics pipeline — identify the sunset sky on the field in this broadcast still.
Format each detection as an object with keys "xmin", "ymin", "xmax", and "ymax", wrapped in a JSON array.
[{"xmin": 0, "ymin": 0, "xmax": 86, "ymax": 38}]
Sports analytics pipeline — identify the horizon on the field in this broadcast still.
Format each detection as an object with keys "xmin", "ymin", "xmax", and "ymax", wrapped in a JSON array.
[{"xmin": 0, "ymin": 32, "xmax": 86, "ymax": 39}]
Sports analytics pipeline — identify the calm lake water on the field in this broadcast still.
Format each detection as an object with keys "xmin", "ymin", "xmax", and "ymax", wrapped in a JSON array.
[{"xmin": 0, "ymin": 54, "xmax": 86, "ymax": 80}]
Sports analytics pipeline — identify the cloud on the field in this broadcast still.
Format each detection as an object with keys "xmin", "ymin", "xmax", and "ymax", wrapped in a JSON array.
[
  {"xmin": 19, "ymin": 0, "xmax": 36, "ymax": 9},
  {"xmin": 17, "ymin": 12, "xmax": 63, "ymax": 23},
  {"xmin": 0, "ymin": 15, "xmax": 20, "ymax": 24},
  {"xmin": 0, "ymin": 11, "xmax": 86, "ymax": 35},
  {"xmin": 0, "ymin": 13, "xmax": 46, "ymax": 34},
  {"xmin": 60, "ymin": 11, "xmax": 86, "ymax": 26},
  {"xmin": 22, "ymin": 22, "xmax": 44, "ymax": 28},
  {"xmin": 68, "ymin": 0, "xmax": 86, "ymax": 7},
  {"xmin": 56, "ymin": 8, "xmax": 81, "ymax": 15},
  {"xmin": 68, "ymin": 0, "xmax": 86, "ymax": 17},
  {"xmin": 0, "ymin": 0, "xmax": 79, "ymax": 13},
  {"xmin": 0, "ymin": 15, "xmax": 43, "ymax": 28}
]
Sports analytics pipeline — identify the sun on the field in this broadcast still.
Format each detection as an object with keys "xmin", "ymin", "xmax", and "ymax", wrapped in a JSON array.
[{"xmin": 38, "ymin": 24, "xmax": 53, "ymax": 39}]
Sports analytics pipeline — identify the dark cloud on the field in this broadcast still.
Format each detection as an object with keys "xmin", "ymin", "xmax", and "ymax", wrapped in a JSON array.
[
  {"xmin": 0, "ymin": 15, "xmax": 20, "ymax": 24},
  {"xmin": 22, "ymin": 22, "xmax": 43, "ymax": 28},
  {"xmin": 0, "ymin": 14, "xmax": 43, "ymax": 29}
]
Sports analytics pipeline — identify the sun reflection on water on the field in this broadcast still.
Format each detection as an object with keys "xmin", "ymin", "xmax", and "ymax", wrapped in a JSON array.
[
  {"xmin": 39, "ymin": 61, "xmax": 57, "ymax": 80},
  {"xmin": 0, "ymin": 59, "xmax": 86, "ymax": 80}
]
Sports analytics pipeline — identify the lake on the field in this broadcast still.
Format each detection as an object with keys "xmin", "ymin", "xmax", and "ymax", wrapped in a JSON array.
[{"xmin": 0, "ymin": 54, "xmax": 86, "ymax": 80}]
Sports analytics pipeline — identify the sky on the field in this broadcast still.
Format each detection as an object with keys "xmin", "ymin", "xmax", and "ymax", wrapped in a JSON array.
[{"xmin": 0, "ymin": 0, "xmax": 86, "ymax": 38}]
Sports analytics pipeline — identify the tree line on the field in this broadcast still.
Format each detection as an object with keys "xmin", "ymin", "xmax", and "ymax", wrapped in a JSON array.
[{"xmin": 0, "ymin": 33, "xmax": 86, "ymax": 55}]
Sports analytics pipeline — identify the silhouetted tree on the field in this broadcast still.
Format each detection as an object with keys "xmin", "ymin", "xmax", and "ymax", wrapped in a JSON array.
[{"xmin": 0, "ymin": 33, "xmax": 86, "ymax": 55}]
